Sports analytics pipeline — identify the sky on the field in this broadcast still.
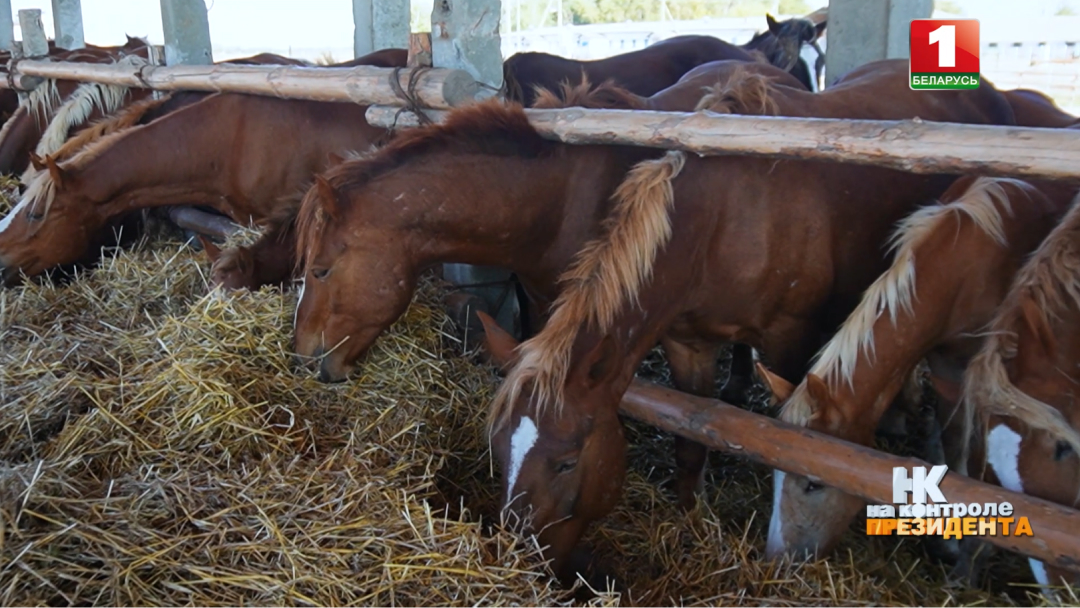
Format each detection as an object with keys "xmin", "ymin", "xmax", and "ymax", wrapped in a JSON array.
[{"xmin": 6, "ymin": 0, "xmax": 1079, "ymax": 59}]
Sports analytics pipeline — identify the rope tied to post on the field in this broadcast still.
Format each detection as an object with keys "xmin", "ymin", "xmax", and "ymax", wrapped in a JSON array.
[{"xmin": 388, "ymin": 66, "xmax": 435, "ymax": 131}]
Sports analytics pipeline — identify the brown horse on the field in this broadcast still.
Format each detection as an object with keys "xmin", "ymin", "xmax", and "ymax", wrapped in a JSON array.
[
  {"xmin": 479, "ymin": 64, "xmax": 1017, "ymax": 577},
  {"xmin": 216, "ymin": 58, "xmax": 807, "ymax": 294},
  {"xmin": 962, "ymin": 195, "xmax": 1080, "ymax": 598},
  {"xmin": 0, "ymin": 93, "xmax": 386, "ymax": 283},
  {"xmin": 755, "ymin": 176, "xmax": 1075, "ymax": 561}
]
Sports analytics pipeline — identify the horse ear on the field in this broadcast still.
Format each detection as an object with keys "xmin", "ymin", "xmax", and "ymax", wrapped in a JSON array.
[
  {"xmin": 314, "ymin": 175, "xmax": 341, "ymax": 219},
  {"xmin": 477, "ymin": 310, "xmax": 520, "ymax": 372},
  {"xmin": 928, "ymin": 374, "xmax": 962, "ymax": 406},
  {"xmin": 28, "ymin": 151, "xmax": 45, "ymax": 171},
  {"xmin": 198, "ymin": 235, "xmax": 222, "ymax": 262},
  {"xmin": 1016, "ymin": 297, "xmax": 1057, "ymax": 367},
  {"xmin": 766, "ymin": 14, "xmax": 781, "ymax": 34},
  {"xmin": 583, "ymin": 334, "xmax": 618, "ymax": 387},
  {"xmin": 326, "ymin": 151, "xmax": 346, "ymax": 167},
  {"xmin": 44, "ymin": 155, "xmax": 64, "ymax": 189},
  {"xmin": 814, "ymin": 19, "xmax": 827, "ymax": 39},
  {"xmin": 804, "ymin": 373, "xmax": 837, "ymax": 420},
  {"xmin": 756, "ymin": 362, "xmax": 794, "ymax": 404}
]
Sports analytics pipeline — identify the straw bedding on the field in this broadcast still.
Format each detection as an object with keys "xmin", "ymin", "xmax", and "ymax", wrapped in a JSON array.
[{"xmin": 0, "ymin": 185, "xmax": 1056, "ymax": 606}]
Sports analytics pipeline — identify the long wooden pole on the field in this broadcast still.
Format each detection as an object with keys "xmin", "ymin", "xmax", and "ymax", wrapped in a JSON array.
[
  {"xmin": 1, "ymin": 61, "xmax": 479, "ymax": 109},
  {"xmin": 365, "ymin": 105, "xmax": 1080, "ymax": 181},
  {"xmin": 620, "ymin": 379, "xmax": 1080, "ymax": 573}
]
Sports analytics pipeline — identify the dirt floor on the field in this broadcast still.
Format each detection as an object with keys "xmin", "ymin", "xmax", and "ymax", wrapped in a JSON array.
[{"xmin": 0, "ymin": 207, "xmax": 1064, "ymax": 605}]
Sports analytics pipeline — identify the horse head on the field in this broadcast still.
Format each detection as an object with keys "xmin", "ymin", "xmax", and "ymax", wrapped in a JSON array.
[
  {"xmin": 0, "ymin": 155, "xmax": 102, "ymax": 284},
  {"xmin": 757, "ymin": 363, "xmax": 864, "ymax": 561},
  {"xmin": 480, "ymin": 311, "xmax": 627, "ymax": 581},
  {"xmin": 292, "ymin": 174, "xmax": 416, "ymax": 382}
]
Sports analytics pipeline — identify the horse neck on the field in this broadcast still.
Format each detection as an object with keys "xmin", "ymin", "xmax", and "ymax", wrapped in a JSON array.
[
  {"xmin": 376, "ymin": 145, "xmax": 638, "ymax": 286},
  {"xmin": 66, "ymin": 97, "xmax": 241, "ymax": 216},
  {"xmin": 0, "ymin": 106, "xmax": 36, "ymax": 174}
]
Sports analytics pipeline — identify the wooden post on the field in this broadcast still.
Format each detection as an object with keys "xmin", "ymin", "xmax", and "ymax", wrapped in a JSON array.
[
  {"xmin": 620, "ymin": 379, "xmax": 1080, "ymax": 574},
  {"xmin": 431, "ymin": 0, "xmax": 503, "ymax": 91},
  {"xmin": 824, "ymin": 0, "xmax": 931, "ymax": 85},
  {"xmin": 50, "ymin": 0, "xmax": 84, "ymax": 50},
  {"xmin": 159, "ymin": 0, "xmax": 212, "ymax": 66},
  {"xmin": 353, "ymin": 0, "xmax": 409, "ymax": 58},
  {"xmin": 17, "ymin": 9, "xmax": 49, "ymax": 58},
  {"xmin": 0, "ymin": 0, "xmax": 13, "ymax": 54},
  {"xmin": 364, "ymin": 105, "xmax": 1080, "ymax": 182},
  {"xmin": 408, "ymin": 32, "xmax": 432, "ymax": 67}
]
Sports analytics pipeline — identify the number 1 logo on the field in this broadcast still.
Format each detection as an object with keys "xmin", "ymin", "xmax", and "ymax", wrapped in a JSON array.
[{"xmin": 909, "ymin": 19, "xmax": 980, "ymax": 90}]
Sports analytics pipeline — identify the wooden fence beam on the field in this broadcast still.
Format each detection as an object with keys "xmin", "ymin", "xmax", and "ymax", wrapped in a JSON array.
[
  {"xmin": 0, "ymin": 61, "xmax": 479, "ymax": 108},
  {"xmin": 620, "ymin": 379, "xmax": 1080, "ymax": 573},
  {"xmin": 365, "ymin": 105, "xmax": 1080, "ymax": 181}
]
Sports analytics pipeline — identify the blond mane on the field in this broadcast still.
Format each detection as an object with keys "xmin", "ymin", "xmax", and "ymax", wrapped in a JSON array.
[
  {"xmin": 488, "ymin": 150, "xmax": 687, "ymax": 433},
  {"xmin": 781, "ymin": 177, "xmax": 1025, "ymax": 426},
  {"xmin": 962, "ymin": 191, "xmax": 1080, "ymax": 474},
  {"xmin": 694, "ymin": 66, "xmax": 781, "ymax": 116}
]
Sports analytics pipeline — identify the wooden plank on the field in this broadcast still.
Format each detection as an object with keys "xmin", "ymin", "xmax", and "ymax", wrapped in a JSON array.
[
  {"xmin": 160, "ymin": 0, "xmax": 212, "ymax": 65},
  {"xmin": 1, "ymin": 61, "xmax": 480, "ymax": 108},
  {"xmin": 51, "ymin": 0, "xmax": 85, "ymax": 51},
  {"xmin": 408, "ymin": 32, "xmax": 432, "ymax": 67},
  {"xmin": 620, "ymin": 379, "xmax": 1080, "ymax": 573},
  {"xmin": 364, "ymin": 105, "xmax": 1080, "ymax": 181},
  {"xmin": 17, "ymin": 9, "xmax": 48, "ymax": 58}
]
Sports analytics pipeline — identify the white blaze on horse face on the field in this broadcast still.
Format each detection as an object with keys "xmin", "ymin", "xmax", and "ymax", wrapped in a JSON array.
[
  {"xmin": 987, "ymin": 423, "xmax": 1024, "ymax": 493},
  {"xmin": 1029, "ymin": 558, "xmax": 1051, "ymax": 588},
  {"xmin": 506, "ymin": 415, "xmax": 538, "ymax": 505},
  {"xmin": 0, "ymin": 197, "xmax": 30, "ymax": 237},
  {"xmin": 294, "ymin": 278, "xmax": 306, "ymax": 328},
  {"xmin": 766, "ymin": 470, "xmax": 786, "ymax": 556}
]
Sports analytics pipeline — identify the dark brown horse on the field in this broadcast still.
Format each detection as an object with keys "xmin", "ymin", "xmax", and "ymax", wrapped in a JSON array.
[
  {"xmin": 503, "ymin": 14, "xmax": 823, "ymax": 105},
  {"xmin": 1002, "ymin": 88, "xmax": 1078, "ymax": 128},
  {"xmin": 757, "ymin": 176, "xmax": 1075, "ymax": 561},
  {"xmin": 479, "ymin": 61, "xmax": 1016, "ymax": 577}
]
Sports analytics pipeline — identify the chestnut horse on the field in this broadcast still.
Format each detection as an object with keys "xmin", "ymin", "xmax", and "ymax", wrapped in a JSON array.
[
  {"xmin": 962, "ymin": 195, "xmax": 1080, "ymax": 598},
  {"xmin": 0, "ymin": 93, "xmax": 386, "ymax": 283},
  {"xmin": 479, "ymin": 64, "xmax": 1017, "ymax": 577},
  {"xmin": 216, "ymin": 59, "xmax": 807, "ymax": 293},
  {"xmin": 503, "ymin": 13, "xmax": 823, "ymax": 105},
  {"xmin": 755, "ymin": 177, "xmax": 1075, "ymax": 561},
  {"xmin": 0, "ymin": 37, "xmax": 161, "ymax": 176},
  {"xmin": 1002, "ymin": 88, "xmax": 1078, "ymax": 128}
]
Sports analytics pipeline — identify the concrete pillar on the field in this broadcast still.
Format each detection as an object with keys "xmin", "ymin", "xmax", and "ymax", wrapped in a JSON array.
[
  {"xmin": 430, "ymin": 0, "xmax": 515, "ymax": 336},
  {"xmin": 824, "ymin": 0, "xmax": 931, "ymax": 85},
  {"xmin": 159, "ymin": 0, "xmax": 212, "ymax": 66},
  {"xmin": 0, "ymin": 0, "xmax": 13, "ymax": 54},
  {"xmin": 51, "ymin": 0, "xmax": 84, "ymax": 50},
  {"xmin": 353, "ymin": 0, "xmax": 409, "ymax": 57},
  {"xmin": 18, "ymin": 9, "xmax": 48, "ymax": 57},
  {"xmin": 431, "ymin": 0, "xmax": 503, "ymax": 90}
]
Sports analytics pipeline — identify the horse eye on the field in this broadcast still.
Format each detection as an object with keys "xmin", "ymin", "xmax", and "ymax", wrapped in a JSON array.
[
  {"xmin": 311, "ymin": 267, "xmax": 330, "ymax": 281},
  {"xmin": 1055, "ymin": 441, "xmax": 1074, "ymax": 461},
  {"xmin": 554, "ymin": 459, "xmax": 578, "ymax": 475},
  {"xmin": 26, "ymin": 209, "xmax": 43, "ymax": 221},
  {"xmin": 804, "ymin": 480, "xmax": 824, "ymax": 493}
]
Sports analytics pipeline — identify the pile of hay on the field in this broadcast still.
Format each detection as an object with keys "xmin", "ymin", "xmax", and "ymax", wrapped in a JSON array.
[{"xmin": 0, "ymin": 199, "xmax": 1050, "ymax": 605}]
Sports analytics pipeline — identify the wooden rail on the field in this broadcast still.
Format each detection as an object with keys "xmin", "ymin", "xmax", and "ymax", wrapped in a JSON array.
[
  {"xmin": 1, "ymin": 60, "xmax": 479, "ymax": 109},
  {"xmin": 367, "ymin": 105, "xmax": 1080, "ymax": 181},
  {"xmin": 620, "ymin": 379, "xmax": 1080, "ymax": 572}
]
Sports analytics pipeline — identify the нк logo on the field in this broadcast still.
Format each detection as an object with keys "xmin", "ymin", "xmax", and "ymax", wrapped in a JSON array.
[
  {"xmin": 893, "ymin": 465, "xmax": 948, "ymax": 504},
  {"xmin": 909, "ymin": 19, "xmax": 980, "ymax": 90}
]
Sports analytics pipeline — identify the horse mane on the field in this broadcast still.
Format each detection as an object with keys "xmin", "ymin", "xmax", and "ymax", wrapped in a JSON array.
[
  {"xmin": 530, "ymin": 76, "xmax": 647, "ymax": 110},
  {"xmin": 781, "ymin": 177, "xmax": 1025, "ymax": 427},
  {"xmin": 694, "ymin": 66, "xmax": 781, "ymax": 115},
  {"xmin": 961, "ymin": 191, "xmax": 1080, "ymax": 476},
  {"xmin": 488, "ymin": 150, "xmax": 687, "ymax": 434},
  {"xmin": 45, "ymin": 93, "xmax": 175, "ymax": 166},
  {"xmin": 295, "ymin": 99, "xmax": 551, "ymax": 268},
  {"xmin": 24, "ymin": 79, "xmax": 62, "ymax": 124}
]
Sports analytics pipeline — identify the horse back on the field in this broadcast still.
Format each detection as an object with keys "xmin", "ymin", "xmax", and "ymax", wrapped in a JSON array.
[{"xmin": 1003, "ymin": 88, "xmax": 1078, "ymax": 128}]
